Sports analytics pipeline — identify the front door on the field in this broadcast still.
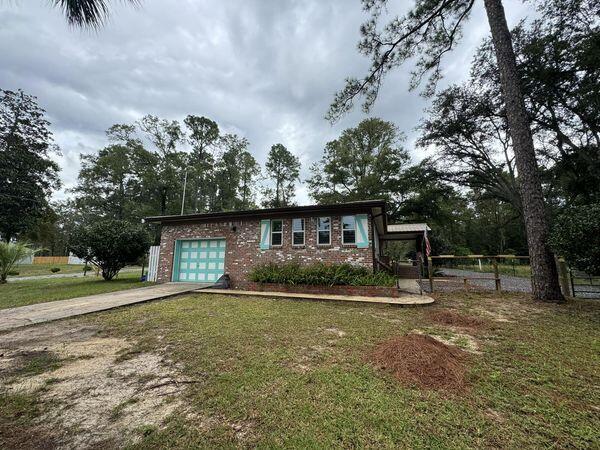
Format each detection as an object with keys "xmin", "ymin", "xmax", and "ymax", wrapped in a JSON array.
[{"xmin": 173, "ymin": 239, "xmax": 226, "ymax": 282}]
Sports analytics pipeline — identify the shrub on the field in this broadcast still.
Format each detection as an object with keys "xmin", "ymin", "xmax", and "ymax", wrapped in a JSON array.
[
  {"xmin": 69, "ymin": 219, "xmax": 151, "ymax": 281},
  {"xmin": 550, "ymin": 203, "xmax": 600, "ymax": 275},
  {"xmin": 50, "ymin": 267, "xmax": 61, "ymax": 273},
  {"xmin": 7, "ymin": 270, "xmax": 19, "ymax": 276},
  {"xmin": 249, "ymin": 262, "xmax": 397, "ymax": 287}
]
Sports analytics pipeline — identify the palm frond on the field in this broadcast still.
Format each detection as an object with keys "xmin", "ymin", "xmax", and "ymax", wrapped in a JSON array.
[
  {"xmin": 51, "ymin": 0, "xmax": 139, "ymax": 28},
  {"xmin": 0, "ymin": 242, "xmax": 38, "ymax": 283}
]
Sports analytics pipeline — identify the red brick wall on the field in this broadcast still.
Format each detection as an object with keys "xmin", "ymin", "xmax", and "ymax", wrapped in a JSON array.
[
  {"xmin": 156, "ymin": 215, "xmax": 373, "ymax": 283},
  {"xmin": 233, "ymin": 281, "xmax": 399, "ymax": 297}
]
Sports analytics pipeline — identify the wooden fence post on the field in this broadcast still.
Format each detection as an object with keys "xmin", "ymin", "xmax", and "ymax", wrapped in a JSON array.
[
  {"xmin": 428, "ymin": 257, "xmax": 434, "ymax": 293},
  {"xmin": 417, "ymin": 258, "xmax": 423, "ymax": 296},
  {"xmin": 492, "ymin": 257, "xmax": 501, "ymax": 291},
  {"xmin": 556, "ymin": 257, "xmax": 572, "ymax": 297}
]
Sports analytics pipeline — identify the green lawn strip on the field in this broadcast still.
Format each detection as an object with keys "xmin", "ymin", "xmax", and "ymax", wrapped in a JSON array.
[
  {"xmin": 10, "ymin": 263, "xmax": 85, "ymax": 277},
  {"xmin": 0, "ymin": 272, "xmax": 153, "ymax": 309},
  {"xmin": 81, "ymin": 292, "xmax": 600, "ymax": 448},
  {"xmin": 9, "ymin": 264, "xmax": 143, "ymax": 278}
]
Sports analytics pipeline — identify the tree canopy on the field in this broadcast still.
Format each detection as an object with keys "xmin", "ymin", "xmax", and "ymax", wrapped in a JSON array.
[
  {"xmin": 262, "ymin": 144, "xmax": 301, "ymax": 208},
  {"xmin": 70, "ymin": 219, "xmax": 150, "ymax": 280},
  {"xmin": 327, "ymin": 0, "xmax": 577, "ymax": 301},
  {"xmin": 550, "ymin": 204, "xmax": 600, "ymax": 276},
  {"xmin": 0, "ymin": 89, "xmax": 60, "ymax": 242},
  {"xmin": 308, "ymin": 118, "xmax": 409, "ymax": 206}
]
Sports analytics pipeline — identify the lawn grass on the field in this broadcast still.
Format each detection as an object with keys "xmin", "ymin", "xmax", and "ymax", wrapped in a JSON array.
[
  {"xmin": 0, "ymin": 272, "xmax": 153, "ymax": 309},
  {"xmin": 9, "ymin": 264, "xmax": 143, "ymax": 278},
  {"xmin": 2, "ymin": 290, "xmax": 598, "ymax": 448},
  {"xmin": 10, "ymin": 263, "xmax": 86, "ymax": 277},
  {"xmin": 78, "ymin": 291, "xmax": 599, "ymax": 448}
]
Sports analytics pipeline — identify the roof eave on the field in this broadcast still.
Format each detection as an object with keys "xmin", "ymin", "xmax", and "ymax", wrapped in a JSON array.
[{"xmin": 144, "ymin": 200, "xmax": 387, "ymax": 224}]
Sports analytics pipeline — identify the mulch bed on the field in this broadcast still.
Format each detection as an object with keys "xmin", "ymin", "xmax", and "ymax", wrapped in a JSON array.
[
  {"xmin": 428, "ymin": 309, "xmax": 487, "ymax": 329},
  {"xmin": 369, "ymin": 333, "xmax": 469, "ymax": 391}
]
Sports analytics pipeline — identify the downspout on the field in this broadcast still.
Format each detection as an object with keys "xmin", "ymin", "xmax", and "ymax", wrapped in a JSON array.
[{"xmin": 371, "ymin": 214, "xmax": 376, "ymax": 272}]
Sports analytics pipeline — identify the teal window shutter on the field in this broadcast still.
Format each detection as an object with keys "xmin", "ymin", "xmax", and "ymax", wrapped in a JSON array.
[
  {"xmin": 260, "ymin": 219, "xmax": 271, "ymax": 249},
  {"xmin": 355, "ymin": 214, "xmax": 369, "ymax": 248}
]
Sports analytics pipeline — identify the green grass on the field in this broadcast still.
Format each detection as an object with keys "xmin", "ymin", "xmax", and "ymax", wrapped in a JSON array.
[
  {"xmin": 12, "ymin": 351, "xmax": 63, "ymax": 377},
  {"xmin": 0, "ymin": 272, "xmax": 153, "ymax": 309},
  {"xmin": 84, "ymin": 291, "xmax": 600, "ymax": 448},
  {"xmin": 9, "ymin": 264, "xmax": 143, "ymax": 278},
  {"xmin": 10, "ymin": 263, "xmax": 86, "ymax": 277},
  {"xmin": 0, "ymin": 393, "xmax": 59, "ymax": 449},
  {"xmin": 2, "ymin": 290, "xmax": 598, "ymax": 448}
]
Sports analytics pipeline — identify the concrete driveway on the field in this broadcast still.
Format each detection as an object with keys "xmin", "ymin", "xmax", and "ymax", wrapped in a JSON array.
[{"xmin": 0, "ymin": 283, "xmax": 207, "ymax": 331}]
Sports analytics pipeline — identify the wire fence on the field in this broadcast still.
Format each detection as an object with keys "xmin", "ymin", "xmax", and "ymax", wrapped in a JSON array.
[
  {"xmin": 569, "ymin": 269, "xmax": 600, "ymax": 299},
  {"xmin": 421, "ymin": 255, "xmax": 599, "ymax": 299},
  {"xmin": 425, "ymin": 255, "xmax": 531, "ymax": 293}
]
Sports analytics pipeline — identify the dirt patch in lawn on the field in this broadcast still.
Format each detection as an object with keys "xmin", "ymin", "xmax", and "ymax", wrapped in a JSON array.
[
  {"xmin": 0, "ymin": 349, "xmax": 63, "ymax": 378},
  {"xmin": 416, "ymin": 329, "xmax": 481, "ymax": 354},
  {"xmin": 369, "ymin": 333, "xmax": 469, "ymax": 391},
  {"xmin": 0, "ymin": 321, "xmax": 194, "ymax": 449},
  {"xmin": 428, "ymin": 310, "xmax": 487, "ymax": 329},
  {"xmin": 0, "ymin": 422, "xmax": 59, "ymax": 450},
  {"xmin": 324, "ymin": 327, "xmax": 347, "ymax": 337}
]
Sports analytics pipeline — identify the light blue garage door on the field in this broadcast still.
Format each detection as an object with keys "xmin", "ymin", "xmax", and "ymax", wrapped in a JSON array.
[{"xmin": 173, "ymin": 239, "xmax": 226, "ymax": 283}]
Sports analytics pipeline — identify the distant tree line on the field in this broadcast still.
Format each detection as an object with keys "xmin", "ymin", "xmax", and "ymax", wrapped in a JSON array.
[
  {"xmin": 63, "ymin": 114, "xmax": 304, "ymax": 246},
  {"xmin": 0, "ymin": 92, "xmax": 303, "ymax": 250}
]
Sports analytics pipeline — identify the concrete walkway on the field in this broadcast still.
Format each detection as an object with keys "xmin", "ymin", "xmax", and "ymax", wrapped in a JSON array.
[
  {"xmin": 197, "ymin": 288, "xmax": 435, "ymax": 306},
  {"xmin": 0, "ymin": 283, "xmax": 204, "ymax": 331}
]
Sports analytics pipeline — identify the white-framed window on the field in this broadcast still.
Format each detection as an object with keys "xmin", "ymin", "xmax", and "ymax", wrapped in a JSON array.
[
  {"xmin": 342, "ymin": 215, "xmax": 356, "ymax": 244},
  {"xmin": 317, "ymin": 217, "xmax": 331, "ymax": 245},
  {"xmin": 292, "ymin": 218, "xmax": 305, "ymax": 246},
  {"xmin": 271, "ymin": 219, "xmax": 283, "ymax": 246}
]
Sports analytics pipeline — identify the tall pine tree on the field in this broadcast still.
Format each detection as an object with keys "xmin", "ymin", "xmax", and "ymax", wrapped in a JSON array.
[{"xmin": 0, "ymin": 89, "xmax": 60, "ymax": 242}]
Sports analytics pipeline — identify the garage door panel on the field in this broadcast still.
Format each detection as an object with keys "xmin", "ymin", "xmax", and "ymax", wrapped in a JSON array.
[{"xmin": 175, "ymin": 239, "xmax": 225, "ymax": 282}]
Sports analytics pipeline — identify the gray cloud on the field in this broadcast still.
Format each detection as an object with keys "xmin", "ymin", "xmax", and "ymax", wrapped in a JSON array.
[{"xmin": 0, "ymin": 0, "xmax": 533, "ymax": 204}]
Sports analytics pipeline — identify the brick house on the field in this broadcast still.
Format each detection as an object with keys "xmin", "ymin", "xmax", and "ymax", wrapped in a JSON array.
[{"xmin": 144, "ymin": 200, "xmax": 428, "ymax": 286}]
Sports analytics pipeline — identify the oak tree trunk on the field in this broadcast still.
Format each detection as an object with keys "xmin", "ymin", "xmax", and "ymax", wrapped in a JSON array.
[{"xmin": 483, "ymin": 0, "xmax": 563, "ymax": 301}]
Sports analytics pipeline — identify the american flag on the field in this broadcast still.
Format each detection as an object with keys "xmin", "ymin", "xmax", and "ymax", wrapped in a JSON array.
[{"xmin": 424, "ymin": 228, "xmax": 431, "ymax": 257}]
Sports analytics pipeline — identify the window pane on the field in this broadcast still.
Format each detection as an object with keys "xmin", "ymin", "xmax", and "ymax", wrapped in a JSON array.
[
  {"xmin": 343, "ymin": 230, "xmax": 356, "ymax": 244},
  {"xmin": 271, "ymin": 232, "xmax": 282, "ymax": 246},
  {"xmin": 318, "ymin": 230, "xmax": 330, "ymax": 245},
  {"xmin": 272, "ymin": 220, "xmax": 282, "ymax": 232},
  {"xmin": 318, "ymin": 217, "xmax": 330, "ymax": 230},
  {"xmin": 292, "ymin": 218, "xmax": 304, "ymax": 231},
  {"xmin": 293, "ymin": 232, "xmax": 304, "ymax": 245},
  {"xmin": 342, "ymin": 215, "xmax": 355, "ymax": 230}
]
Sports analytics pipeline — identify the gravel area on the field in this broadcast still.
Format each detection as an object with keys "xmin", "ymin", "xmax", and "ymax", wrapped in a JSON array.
[
  {"xmin": 424, "ymin": 268, "xmax": 533, "ymax": 293},
  {"xmin": 571, "ymin": 285, "xmax": 600, "ymax": 299}
]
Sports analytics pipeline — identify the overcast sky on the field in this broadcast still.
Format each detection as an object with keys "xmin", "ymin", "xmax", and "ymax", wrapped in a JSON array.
[{"xmin": 0, "ymin": 0, "xmax": 533, "ymax": 205}]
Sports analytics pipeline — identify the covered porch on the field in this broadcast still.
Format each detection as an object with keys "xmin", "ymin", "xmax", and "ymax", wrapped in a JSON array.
[{"xmin": 375, "ymin": 223, "xmax": 431, "ymax": 278}]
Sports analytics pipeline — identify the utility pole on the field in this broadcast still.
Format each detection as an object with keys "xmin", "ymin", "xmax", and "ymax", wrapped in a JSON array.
[{"xmin": 180, "ymin": 170, "xmax": 188, "ymax": 215}]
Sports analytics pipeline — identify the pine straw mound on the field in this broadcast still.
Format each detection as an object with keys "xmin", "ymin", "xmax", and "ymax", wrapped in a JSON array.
[
  {"xmin": 428, "ymin": 309, "xmax": 487, "ymax": 329},
  {"xmin": 369, "ymin": 334, "xmax": 469, "ymax": 391}
]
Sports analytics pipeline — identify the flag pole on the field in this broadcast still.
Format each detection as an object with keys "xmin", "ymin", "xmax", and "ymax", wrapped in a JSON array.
[{"xmin": 180, "ymin": 169, "xmax": 188, "ymax": 215}]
